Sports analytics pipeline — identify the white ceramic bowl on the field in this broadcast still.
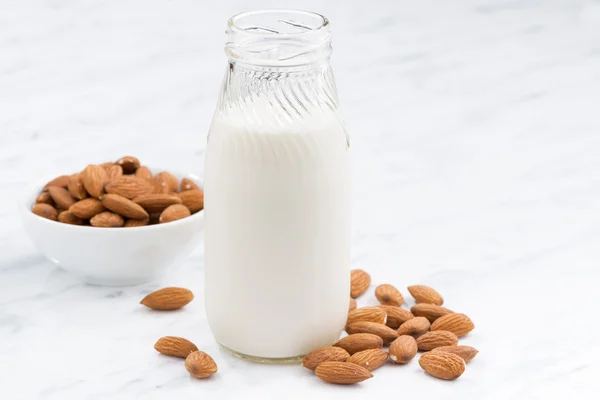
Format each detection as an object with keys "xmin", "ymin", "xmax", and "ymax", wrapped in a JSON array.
[{"xmin": 20, "ymin": 172, "xmax": 204, "ymax": 286}]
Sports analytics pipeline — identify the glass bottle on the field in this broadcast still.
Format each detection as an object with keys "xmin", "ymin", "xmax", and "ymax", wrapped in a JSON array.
[{"xmin": 204, "ymin": 10, "xmax": 351, "ymax": 363}]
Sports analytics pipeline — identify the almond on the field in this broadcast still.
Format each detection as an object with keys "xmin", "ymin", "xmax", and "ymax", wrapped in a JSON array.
[
  {"xmin": 416, "ymin": 330, "xmax": 458, "ymax": 351},
  {"xmin": 43, "ymin": 175, "xmax": 69, "ymax": 190},
  {"xmin": 58, "ymin": 211, "xmax": 85, "ymax": 225},
  {"xmin": 69, "ymin": 198, "xmax": 106, "ymax": 219},
  {"xmin": 431, "ymin": 313, "xmax": 474, "ymax": 337},
  {"xmin": 397, "ymin": 316, "xmax": 430, "ymax": 338},
  {"xmin": 389, "ymin": 335, "xmax": 418, "ymax": 364},
  {"xmin": 90, "ymin": 211, "xmax": 124, "ymax": 227},
  {"xmin": 346, "ymin": 321, "xmax": 398, "ymax": 344},
  {"xmin": 180, "ymin": 177, "xmax": 200, "ymax": 191},
  {"xmin": 349, "ymin": 297, "xmax": 357, "ymax": 312},
  {"xmin": 133, "ymin": 193, "xmax": 183, "ymax": 213},
  {"xmin": 32, "ymin": 203, "xmax": 58, "ymax": 221},
  {"xmin": 155, "ymin": 171, "xmax": 178, "ymax": 192},
  {"xmin": 35, "ymin": 192, "xmax": 54, "ymax": 205},
  {"xmin": 350, "ymin": 269, "xmax": 370, "ymax": 298},
  {"xmin": 105, "ymin": 176, "xmax": 153, "ymax": 199},
  {"xmin": 154, "ymin": 336, "xmax": 199, "ymax": 358},
  {"xmin": 81, "ymin": 165, "xmax": 108, "ymax": 198},
  {"xmin": 378, "ymin": 305, "xmax": 414, "ymax": 329},
  {"xmin": 152, "ymin": 176, "xmax": 171, "ymax": 194},
  {"xmin": 135, "ymin": 166, "xmax": 153, "ymax": 181},
  {"xmin": 411, "ymin": 304, "xmax": 454, "ymax": 323},
  {"xmin": 178, "ymin": 189, "xmax": 204, "ymax": 213},
  {"xmin": 67, "ymin": 173, "xmax": 88, "ymax": 200},
  {"xmin": 185, "ymin": 351, "xmax": 218, "ymax": 379},
  {"xmin": 159, "ymin": 204, "xmax": 191, "ymax": 223},
  {"xmin": 116, "ymin": 156, "xmax": 140, "ymax": 174},
  {"xmin": 105, "ymin": 164, "xmax": 123, "ymax": 181},
  {"xmin": 315, "ymin": 361, "xmax": 373, "ymax": 384},
  {"xmin": 140, "ymin": 287, "xmax": 194, "ymax": 310},
  {"xmin": 431, "ymin": 346, "xmax": 479, "ymax": 363},
  {"xmin": 419, "ymin": 352, "xmax": 465, "ymax": 380},
  {"xmin": 100, "ymin": 162, "xmax": 115, "ymax": 169},
  {"xmin": 48, "ymin": 186, "xmax": 75, "ymax": 210},
  {"xmin": 346, "ymin": 348, "xmax": 388, "ymax": 371},
  {"xmin": 333, "ymin": 333, "xmax": 383, "ymax": 355},
  {"xmin": 302, "ymin": 347, "xmax": 350, "ymax": 370},
  {"xmin": 102, "ymin": 194, "xmax": 149, "ymax": 219},
  {"xmin": 375, "ymin": 284, "xmax": 404, "ymax": 306},
  {"xmin": 124, "ymin": 218, "xmax": 150, "ymax": 227},
  {"xmin": 408, "ymin": 285, "xmax": 444, "ymax": 305},
  {"xmin": 346, "ymin": 307, "xmax": 387, "ymax": 326}
]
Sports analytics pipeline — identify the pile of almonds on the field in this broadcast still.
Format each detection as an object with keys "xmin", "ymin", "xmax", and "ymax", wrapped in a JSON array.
[
  {"xmin": 31, "ymin": 156, "xmax": 203, "ymax": 227},
  {"xmin": 304, "ymin": 269, "xmax": 477, "ymax": 384}
]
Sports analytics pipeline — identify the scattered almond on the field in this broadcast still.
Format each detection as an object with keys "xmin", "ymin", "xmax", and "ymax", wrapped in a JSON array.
[
  {"xmin": 180, "ymin": 177, "xmax": 200, "ymax": 191},
  {"xmin": 346, "ymin": 348, "xmax": 388, "ymax": 371},
  {"xmin": 81, "ymin": 165, "xmax": 108, "ymax": 198},
  {"xmin": 116, "ymin": 156, "xmax": 141, "ymax": 174},
  {"xmin": 419, "ymin": 352, "xmax": 465, "ymax": 380},
  {"xmin": 140, "ymin": 287, "xmax": 194, "ymax": 310},
  {"xmin": 159, "ymin": 204, "xmax": 191, "ymax": 223},
  {"xmin": 375, "ymin": 284, "xmax": 404, "ymax": 306},
  {"xmin": 431, "ymin": 346, "xmax": 478, "ymax": 363},
  {"xmin": 90, "ymin": 211, "xmax": 124, "ymax": 227},
  {"xmin": 333, "ymin": 333, "xmax": 383, "ymax": 355},
  {"xmin": 349, "ymin": 297, "xmax": 357, "ymax": 312},
  {"xmin": 389, "ymin": 335, "xmax": 418, "ymax": 364},
  {"xmin": 154, "ymin": 336, "xmax": 199, "ymax": 358},
  {"xmin": 350, "ymin": 269, "xmax": 370, "ymax": 298},
  {"xmin": 416, "ymin": 330, "xmax": 458, "ymax": 351},
  {"xmin": 48, "ymin": 186, "xmax": 75, "ymax": 210},
  {"xmin": 346, "ymin": 307, "xmax": 387, "ymax": 326},
  {"xmin": 411, "ymin": 304, "xmax": 454, "ymax": 323},
  {"xmin": 32, "ymin": 203, "xmax": 58, "ymax": 221},
  {"xmin": 185, "ymin": 351, "xmax": 218, "ymax": 379},
  {"xmin": 135, "ymin": 166, "xmax": 153, "ymax": 181},
  {"xmin": 178, "ymin": 189, "xmax": 204, "ymax": 213},
  {"xmin": 67, "ymin": 173, "xmax": 88, "ymax": 200},
  {"xmin": 346, "ymin": 321, "xmax": 398, "ymax": 345},
  {"xmin": 124, "ymin": 218, "xmax": 150, "ymax": 227},
  {"xmin": 69, "ymin": 198, "xmax": 106, "ymax": 219},
  {"xmin": 105, "ymin": 176, "xmax": 153, "ymax": 199},
  {"xmin": 315, "ymin": 361, "xmax": 373, "ymax": 384},
  {"xmin": 302, "ymin": 347, "xmax": 350, "ymax": 370},
  {"xmin": 378, "ymin": 305, "xmax": 413, "ymax": 329},
  {"xmin": 43, "ymin": 175, "xmax": 69, "ymax": 190},
  {"xmin": 408, "ymin": 285, "xmax": 444, "ymax": 306},
  {"xmin": 58, "ymin": 211, "xmax": 85, "ymax": 225},
  {"xmin": 397, "ymin": 316, "xmax": 430, "ymax": 338},
  {"xmin": 102, "ymin": 194, "xmax": 149, "ymax": 220},
  {"xmin": 430, "ymin": 313, "xmax": 474, "ymax": 337}
]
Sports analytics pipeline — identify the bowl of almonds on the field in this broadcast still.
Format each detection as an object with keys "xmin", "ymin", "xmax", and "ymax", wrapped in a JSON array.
[{"xmin": 20, "ymin": 156, "xmax": 204, "ymax": 286}]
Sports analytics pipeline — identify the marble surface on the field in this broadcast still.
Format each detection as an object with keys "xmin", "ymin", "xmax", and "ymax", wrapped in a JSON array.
[{"xmin": 2, "ymin": 0, "xmax": 600, "ymax": 398}]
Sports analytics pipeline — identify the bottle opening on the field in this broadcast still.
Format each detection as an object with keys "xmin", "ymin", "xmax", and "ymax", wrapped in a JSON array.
[{"xmin": 226, "ymin": 10, "xmax": 332, "ymax": 67}]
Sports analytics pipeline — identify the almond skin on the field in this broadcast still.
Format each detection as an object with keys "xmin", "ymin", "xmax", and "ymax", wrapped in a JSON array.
[
  {"xmin": 185, "ymin": 351, "xmax": 218, "ymax": 379},
  {"xmin": 152, "ymin": 176, "xmax": 171, "ymax": 194},
  {"xmin": 81, "ymin": 165, "xmax": 108, "ymax": 198},
  {"xmin": 102, "ymin": 194, "xmax": 149, "ymax": 220},
  {"xmin": 419, "ymin": 352, "xmax": 465, "ymax": 380},
  {"xmin": 69, "ymin": 198, "xmax": 106, "ymax": 219},
  {"xmin": 154, "ymin": 336, "xmax": 199, "ymax": 358},
  {"xmin": 36, "ymin": 192, "xmax": 54, "ymax": 205},
  {"xmin": 67, "ymin": 173, "xmax": 88, "ymax": 200},
  {"xmin": 378, "ymin": 305, "xmax": 414, "ymax": 329},
  {"xmin": 397, "ymin": 316, "xmax": 431, "ymax": 338},
  {"xmin": 389, "ymin": 335, "xmax": 418, "ymax": 364},
  {"xmin": 346, "ymin": 321, "xmax": 399, "ymax": 345},
  {"xmin": 346, "ymin": 307, "xmax": 387, "ymax": 326},
  {"xmin": 116, "ymin": 156, "xmax": 140, "ymax": 174},
  {"xmin": 408, "ymin": 285, "xmax": 444, "ymax": 305},
  {"xmin": 349, "ymin": 297, "xmax": 357, "ymax": 312},
  {"xmin": 178, "ymin": 189, "xmax": 204, "ymax": 213},
  {"xmin": 105, "ymin": 164, "xmax": 123, "ymax": 181},
  {"xmin": 105, "ymin": 176, "xmax": 153, "ymax": 199},
  {"xmin": 431, "ymin": 313, "xmax": 474, "ymax": 337},
  {"xmin": 315, "ymin": 361, "xmax": 373, "ymax": 384},
  {"xmin": 411, "ymin": 304, "xmax": 454, "ymax": 323},
  {"xmin": 133, "ymin": 193, "xmax": 183, "ymax": 213},
  {"xmin": 375, "ymin": 284, "xmax": 404, "ymax": 306},
  {"xmin": 302, "ymin": 347, "xmax": 350, "ymax": 370},
  {"xmin": 155, "ymin": 171, "xmax": 178, "ymax": 192},
  {"xmin": 416, "ymin": 330, "xmax": 458, "ymax": 351},
  {"xmin": 333, "ymin": 333, "xmax": 383, "ymax": 355},
  {"xmin": 32, "ymin": 203, "xmax": 58, "ymax": 221},
  {"xmin": 124, "ymin": 218, "xmax": 150, "ymax": 227},
  {"xmin": 350, "ymin": 269, "xmax": 370, "ymax": 298},
  {"xmin": 180, "ymin": 177, "xmax": 200, "ymax": 191},
  {"xmin": 90, "ymin": 211, "xmax": 124, "ymax": 227},
  {"xmin": 159, "ymin": 204, "xmax": 191, "ymax": 223},
  {"xmin": 48, "ymin": 186, "xmax": 75, "ymax": 210},
  {"xmin": 431, "ymin": 346, "xmax": 479, "ymax": 363},
  {"xmin": 43, "ymin": 175, "xmax": 69, "ymax": 190},
  {"xmin": 135, "ymin": 166, "xmax": 153, "ymax": 181},
  {"xmin": 140, "ymin": 287, "xmax": 194, "ymax": 310},
  {"xmin": 58, "ymin": 211, "xmax": 85, "ymax": 225},
  {"xmin": 346, "ymin": 348, "xmax": 388, "ymax": 371}
]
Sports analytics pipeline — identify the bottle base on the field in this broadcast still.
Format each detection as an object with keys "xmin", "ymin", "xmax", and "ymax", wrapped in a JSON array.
[{"xmin": 218, "ymin": 342, "xmax": 305, "ymax": 364}]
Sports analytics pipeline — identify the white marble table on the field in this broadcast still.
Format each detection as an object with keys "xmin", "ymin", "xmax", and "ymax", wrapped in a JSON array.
[{"xmin": 2, "ymin": 0, "xmax": 600, "ymax": 398}]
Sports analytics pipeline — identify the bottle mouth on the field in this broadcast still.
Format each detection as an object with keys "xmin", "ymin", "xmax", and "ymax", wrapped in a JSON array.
[{"xmin": 226, "ymin": 10, "xmax": 332, "ymax": 67}]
